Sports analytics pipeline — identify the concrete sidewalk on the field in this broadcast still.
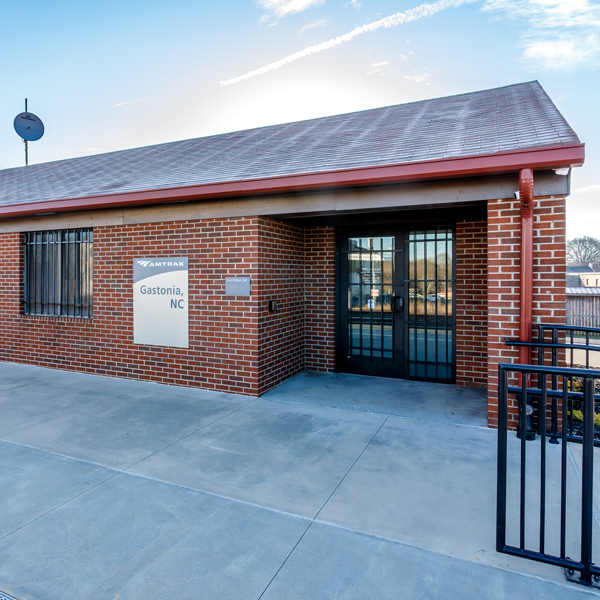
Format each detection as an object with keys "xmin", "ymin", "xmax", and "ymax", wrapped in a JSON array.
[{"xmin": 0, "ymin": 364, "xmax": 598, "ymax": 599}]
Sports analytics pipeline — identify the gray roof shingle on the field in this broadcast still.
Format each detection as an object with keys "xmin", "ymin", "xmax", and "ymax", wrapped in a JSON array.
[
  {"xmin": 567, "ymin": 266, "xmax": 595, "ymax": 273},
  {"xmin": 0, "ymin": 81, "xmax": 580, "ymax": 207}
]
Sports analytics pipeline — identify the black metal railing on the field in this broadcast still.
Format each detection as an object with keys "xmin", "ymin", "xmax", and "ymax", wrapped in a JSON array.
[
  {"xmin": 506, "ymin": 324, "xmax": 600, "ymax": 444},
  {"xmin": 497, "ymin": 363, "xmax": 600, "ymax": 587}
]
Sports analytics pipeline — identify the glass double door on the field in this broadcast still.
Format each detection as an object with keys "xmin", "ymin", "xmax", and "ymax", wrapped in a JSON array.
[{"xmin": 337, "ymin": 226, "xmax": 455, "ymax": 383}]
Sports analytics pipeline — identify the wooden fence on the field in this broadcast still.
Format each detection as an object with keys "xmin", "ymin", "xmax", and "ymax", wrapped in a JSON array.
[{"xmin": 567, "ymin": 294, "xmax": 600, "ymax": 328}]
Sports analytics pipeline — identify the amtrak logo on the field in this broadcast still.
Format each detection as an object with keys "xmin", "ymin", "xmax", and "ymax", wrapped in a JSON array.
[{"xmin": 137, "ymin": 260, "xmax": 185, "ymax": 267}]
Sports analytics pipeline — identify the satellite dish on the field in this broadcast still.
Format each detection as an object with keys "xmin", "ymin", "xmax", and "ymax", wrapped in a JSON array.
[{"xmin": 14, "ymin": 112, "xmax": 45, "ymax": 141}]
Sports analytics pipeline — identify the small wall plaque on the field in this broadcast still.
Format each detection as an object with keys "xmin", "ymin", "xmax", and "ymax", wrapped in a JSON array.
[{"xmin": 225, "ymin": 276, "xmax": 251, "ymax": 296}]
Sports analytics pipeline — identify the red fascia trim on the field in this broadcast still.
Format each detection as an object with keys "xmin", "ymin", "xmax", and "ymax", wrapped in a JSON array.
[{"xmin": 0, "ymin": 143, "xmax": 584, "ymax": 218}]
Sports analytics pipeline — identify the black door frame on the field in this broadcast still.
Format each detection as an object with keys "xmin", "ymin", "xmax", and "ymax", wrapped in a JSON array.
[
  {"xmin": 335, "ymin": 223, "xmax": 457, "ymax": 383},
  {"xmin": 335, "ymin": 226, "xmax": 405, "ymax": 378}
]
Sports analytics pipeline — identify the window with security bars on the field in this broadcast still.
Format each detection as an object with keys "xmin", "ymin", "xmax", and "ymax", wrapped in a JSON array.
[{"xmin": 23, "ymin": 229, "xmax": 93, "ymax": 318}]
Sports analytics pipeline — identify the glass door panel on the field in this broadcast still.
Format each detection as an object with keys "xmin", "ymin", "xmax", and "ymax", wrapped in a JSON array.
[
  {"xmin": 338, "ymin": 233, "xmax": 404, "ymax": 378},
  {"xmin": 337, "ymin": 225, "xmax": 455, "ymax": 383},
  {"xmin": 406, "ymin": 227, "xmax": 454, "ymax": 382}
]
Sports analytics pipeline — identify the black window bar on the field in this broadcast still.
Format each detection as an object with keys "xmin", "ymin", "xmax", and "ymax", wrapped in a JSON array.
[{"xmin": 23, "ymin": 229, "xmax": 93, "ymax": 318}]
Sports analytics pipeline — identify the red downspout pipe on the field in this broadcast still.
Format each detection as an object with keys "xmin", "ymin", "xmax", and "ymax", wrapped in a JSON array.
[{"xmin": 519, "ymin": 168, "xmax": 534, "ymax": 365}]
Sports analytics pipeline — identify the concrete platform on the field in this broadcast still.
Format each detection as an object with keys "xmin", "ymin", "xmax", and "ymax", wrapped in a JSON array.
[{"xmin": 0, "ymin": 363, "xmax": 598, "ymax": 599}]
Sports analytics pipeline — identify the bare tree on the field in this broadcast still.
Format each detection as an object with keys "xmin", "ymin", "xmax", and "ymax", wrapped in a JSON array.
[{"xmin": 567, "ymin": 237, "xmax": 600, "ymax": 267}]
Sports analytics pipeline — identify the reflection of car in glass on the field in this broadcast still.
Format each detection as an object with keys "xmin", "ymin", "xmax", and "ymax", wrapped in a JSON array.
[{"xmin": 427, "ymin": 294, "xmax": 447, "ymax": 303}]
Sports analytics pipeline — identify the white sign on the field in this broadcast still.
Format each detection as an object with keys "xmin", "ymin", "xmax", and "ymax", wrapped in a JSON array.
[{"xmin": 133, "ymin": 258, "xmax": 188, "ymax": 347}]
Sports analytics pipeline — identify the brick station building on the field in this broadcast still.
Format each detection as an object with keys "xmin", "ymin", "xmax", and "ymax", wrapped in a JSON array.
[{"xmin": 0, "ymin": 82, "xmax": 585, "ymax": 427}]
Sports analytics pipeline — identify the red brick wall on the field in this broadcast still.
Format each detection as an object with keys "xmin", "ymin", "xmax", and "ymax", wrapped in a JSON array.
[
  {"xmin": 0, "ymin": 218, "xmax": 263, "ymax": 395},
  {"xmin": 257, "ymin": 218, "xmax": 305, "ymax": 394},
  {"xmin": 305, "ymin": 227, "xmax": 336, "ymax": 372},
  {"xmin": 0, "ymin": 233, "xmax": 23, "ymax": 361},
  {"xmin": 0, "ymin": 217, "xmax": 338, "ymax": 396},
  {"xmin": 487, "ymin": 196, "xmax": 566, "ymax": 428},
  {"xmin": 455, "ymin": 220, "xmax": 488, "ymax": 388},
  {"xmin": 4, "ymin": 198, "xmax": 565, "ymax": 424}
]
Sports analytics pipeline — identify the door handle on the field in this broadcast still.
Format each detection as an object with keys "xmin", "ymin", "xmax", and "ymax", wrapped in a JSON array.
[{"xmin": 391, "ymin": 296, "xmax": 404, "ymax": 312}]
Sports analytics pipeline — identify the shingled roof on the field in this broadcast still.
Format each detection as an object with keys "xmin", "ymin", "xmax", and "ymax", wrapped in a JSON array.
[{"xmin": 0, "ymin": 81, "xmax": 582, "ymax": 210}]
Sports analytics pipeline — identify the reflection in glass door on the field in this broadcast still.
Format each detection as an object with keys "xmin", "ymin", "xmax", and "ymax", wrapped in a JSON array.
[
  {"xmin": 338, "ymin": 233, "xmax": 404, "ymax": 378},
  {"xmin": 337, "ymin": 226, "xmax": 455, "ymax": 383},
  {"xmin": 406, "ymin": 227, "xmax": 454, "ymax": 382}
]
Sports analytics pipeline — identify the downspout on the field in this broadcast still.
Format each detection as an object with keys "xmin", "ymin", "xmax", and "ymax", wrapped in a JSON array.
[{"xmin": 518, "ymin": 168, "xmax": 534, "ymax": 365}]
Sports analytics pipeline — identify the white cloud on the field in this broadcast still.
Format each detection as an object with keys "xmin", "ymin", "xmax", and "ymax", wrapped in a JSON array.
[
  {"xmin": 483, "ymin": 0, "xmax": 600, "ymax": 69},
  {"xmin": 367, "ymin": 60, "xmax": 390, "ymax": 75},
  {"xmin": 523, "ymin": 35, "xmax": 600, "ymax": 69},
  {"xmin": 221, "ymin": 0, "xmax": 477, "ymax": 86},
  {"xmin": 483, "ymin": 0, "xmax": 600, "ymax": 28},
  {"xmin": 298, "ymin": 19, "xmax": 327, "ymax": 33},
  {"xmin": 405, "ymin": 73, "xmax": 430, "ymax": 82},
  {"xmin": 573, "ymin": 184, "xmax": 600, "ymax": 194},
  {"xmin": 259, "ymin": 0, "xmax": 324, "ymax": 19}
]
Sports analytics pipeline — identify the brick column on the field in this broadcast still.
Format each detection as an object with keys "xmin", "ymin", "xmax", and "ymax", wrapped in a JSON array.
[
  {"xmin": 487, "ymin": 196, "xmax": 566, "ymax": 428},
  {"xmin": 257, "ymin": 218, "xmax": 305, "ymax": 394},
  {"xmin": 305, "ymin": 227, "xmax": 336, "ymax": 372},
  {"xmin": 455, "ymin": 220, "xmax": 487, "ymax": 388},
  {"xmin": 0, "ymin": 233, "xmax": 23, "ymax": 362}
]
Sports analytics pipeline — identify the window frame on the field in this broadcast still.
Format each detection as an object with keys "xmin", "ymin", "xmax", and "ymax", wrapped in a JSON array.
[{"xmin": 23, "ymin": 229, "xmax": 94, "ymax": 318}]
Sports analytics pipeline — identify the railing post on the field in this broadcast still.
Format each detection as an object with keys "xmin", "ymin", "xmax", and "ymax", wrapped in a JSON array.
[
  {"xmin": 497, "ymin": 365, "xmax": 508, "ymax": 552},
  {"xmin": 580, "ymin": 376, "xmax": 595, "ymax": 584},
  {"xmin": 519, "ymin": 373, "xmax": 528, "ymax": 548},
  {"xmin": 537, "ymin": 325, "xmax": 545, "ymax": 437},
  {"xmin": 549, "ymin": 327, "xmax": 559, "ymax": 442}
]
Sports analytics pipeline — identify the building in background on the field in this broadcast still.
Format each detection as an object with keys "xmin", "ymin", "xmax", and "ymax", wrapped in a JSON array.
[{"xmin": 566, "ymin": 265, "xmax": 599, "ymax": 288}]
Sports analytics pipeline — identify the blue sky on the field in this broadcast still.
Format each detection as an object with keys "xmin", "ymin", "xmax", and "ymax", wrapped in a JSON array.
[{"xmin": 1, "ymin": 0, "xmax": 598, "ymax": 238}]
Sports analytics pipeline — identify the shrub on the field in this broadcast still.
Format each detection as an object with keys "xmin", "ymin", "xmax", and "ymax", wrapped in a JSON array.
[{"xmin": 571, "ymin": 410, "xmax": 600, "ymax": 427}]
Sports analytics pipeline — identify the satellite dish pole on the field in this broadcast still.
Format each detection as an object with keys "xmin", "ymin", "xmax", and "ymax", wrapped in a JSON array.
[
  {"xmin": 14, "ymin": 99, "xmax": 45, "ymax": 166},
  {"xmin": 24, "ymin": 99, "xmax": 28, "ymax": 166}
]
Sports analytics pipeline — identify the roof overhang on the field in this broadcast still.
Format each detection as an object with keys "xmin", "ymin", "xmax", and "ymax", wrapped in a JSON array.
[{"xmin": 0, "ymin": 143, "xmax": 585, "ymax": 219}]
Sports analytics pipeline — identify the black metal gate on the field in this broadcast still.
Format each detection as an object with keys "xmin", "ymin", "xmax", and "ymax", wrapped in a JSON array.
[{"xmin": 497, "ymin": 358, "xmax": 600, "ymax": 587}]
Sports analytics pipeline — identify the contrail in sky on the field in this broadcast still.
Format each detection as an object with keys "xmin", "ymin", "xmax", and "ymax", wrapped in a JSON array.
[
  {"xmin": 112, "ymin": 96, "xmax": 157, "ymax": 107},
  {"xmin": 220, "ymin": 0, "xmax": 477, "ymax": 86}
]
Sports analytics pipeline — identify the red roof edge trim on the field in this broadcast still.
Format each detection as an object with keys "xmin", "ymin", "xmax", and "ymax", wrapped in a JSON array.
[{"xmin": 0, "ymin": 143, "xmax": 585, "ymax": 219}]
